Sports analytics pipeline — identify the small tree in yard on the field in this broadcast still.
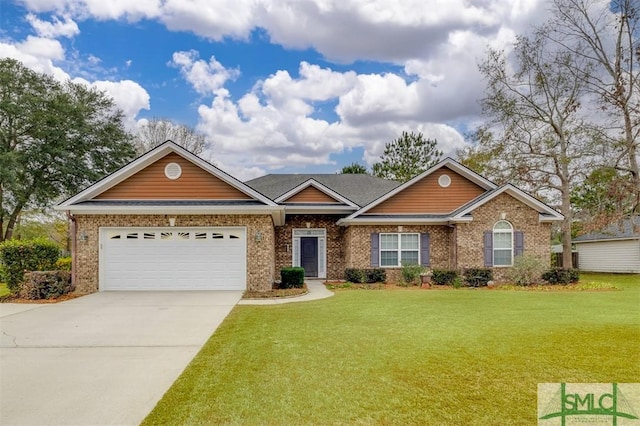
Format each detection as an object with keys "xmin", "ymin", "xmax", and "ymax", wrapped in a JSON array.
[{"xmin": 372, "ymin": 131, "xmax": 443, "ymax": 182}]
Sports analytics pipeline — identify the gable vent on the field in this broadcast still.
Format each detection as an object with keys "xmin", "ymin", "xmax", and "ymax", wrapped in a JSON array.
[
  {"xmin": 164, "ymin": 162, "xmax": 182, "ymax": 180},
  {"xmin": 438, "ymin": 174, "xmax": 451, "ymax": 188}
]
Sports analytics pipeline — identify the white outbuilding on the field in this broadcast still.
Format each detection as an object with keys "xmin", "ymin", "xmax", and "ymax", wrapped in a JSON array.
[{"xmin": 573, "ymin": 217, "xmax": 640, "ymax": 273}]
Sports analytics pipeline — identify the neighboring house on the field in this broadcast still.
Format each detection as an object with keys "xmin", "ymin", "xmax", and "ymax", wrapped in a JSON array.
[
  {"xmin": 55, "ymin": 141, "xmax": 563, "ymax": 293},
  {"xmin": 573, "ymin": 217, "xmax": 640, "ymax": 273}
]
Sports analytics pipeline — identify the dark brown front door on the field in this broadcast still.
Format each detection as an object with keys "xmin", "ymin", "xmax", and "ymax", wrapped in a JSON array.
[{"xmin": 301, "ymin": 237, "xmax": 318, "ymax": 277}]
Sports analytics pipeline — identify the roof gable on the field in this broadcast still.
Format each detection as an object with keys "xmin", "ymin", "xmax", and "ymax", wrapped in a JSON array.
[
  {"xmin": 451, "ymin": 184, "xmax": 564, "ymax": 222},
  {"xmin": 275, "ymin": 179, "xmax": 358, "ymax": 207},
  {"xmin": 58, "ymin": 141, "xmax": 277, "ymax": 208},
  {"xmin": 366, "ymin": 166, "xmax": 486, "ymax": 214},
  {"xmin": 347, "ymin": 158, "xmax": 496, "ymax": 218},
  {"xmin": 95, "ymin": 152, "xmax": 251, "ymax": 200}
]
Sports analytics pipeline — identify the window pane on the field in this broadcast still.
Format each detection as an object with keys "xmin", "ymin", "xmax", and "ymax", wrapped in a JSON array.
[
  {"xmin": 381, "ymin": 234, "xmax": 398, "ymax": 250},
  {"xmin": 401, "ymin": 234, "xmax": 419, "ymax": 250},
  {"xmin": 494, "ymin": 249, "xmax": 512, "ymax": 266},
  {"xmin": 494, "ymin": 221, "xmax": 512, "ymax": 230},
  {"xmin": 401, "ymin": 251, "xmax": 419, "ymax": 265},
  {"xmin": 493, "ymin": 232, "xmax": 512, "ymax": 249},
  {"xmin": 381, "ymin": 251, "xmax": 398, "ymax": 267}
]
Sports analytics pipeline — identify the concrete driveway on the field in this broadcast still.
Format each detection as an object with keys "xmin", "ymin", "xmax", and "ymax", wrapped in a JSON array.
[{"xmin": 0, "ymin": 291, "xmax": 242, "ymax": 425}]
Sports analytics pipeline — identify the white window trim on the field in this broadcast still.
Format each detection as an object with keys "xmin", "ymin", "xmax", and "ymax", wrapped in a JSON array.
[
  {"xmin": 379, "ymin": 232, "xmax": 420, "ymax": 268},
  {"xmin": 493, "ymin": 220, "xmax": 514, "ymax": 267},
  {"xmin": 292, "ymin": 228, "xmax": 327, "ymax": 278}
]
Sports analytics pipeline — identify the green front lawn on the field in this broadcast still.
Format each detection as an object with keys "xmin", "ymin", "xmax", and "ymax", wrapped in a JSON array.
[{"xmin": 143, "ymin": 273, "xmax": 640, "ymax": 425}]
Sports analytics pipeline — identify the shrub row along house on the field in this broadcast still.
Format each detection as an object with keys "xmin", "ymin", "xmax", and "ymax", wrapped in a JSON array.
[{"xmin": 56, "ymin": 141, "xmax": 563, "ymax": 293}]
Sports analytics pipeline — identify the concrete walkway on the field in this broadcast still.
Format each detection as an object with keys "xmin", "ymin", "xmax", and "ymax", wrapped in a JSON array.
[
  {"xmin": 238, "ymin": 279, "xmax": 334, "ymax": 305},
  {"xmin": 0, "ymin": 291, "xmax": 242, "ymax": 426}
]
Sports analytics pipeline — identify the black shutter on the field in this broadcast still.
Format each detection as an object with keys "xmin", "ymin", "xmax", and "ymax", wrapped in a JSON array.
[
  {"xmin": 420, "ymin": 233, "xmax": 430, "ymax": 267},
  {"xmin": 514, "ymin": 231, "xmax": 524, "ymax": 257},
  {"xmin": 371, "ymin": 233, "xmax": 380, "ymax": 267},
  {"xmin": 483, "ymin": 231, "xmax": 493, "ymax": 267}
]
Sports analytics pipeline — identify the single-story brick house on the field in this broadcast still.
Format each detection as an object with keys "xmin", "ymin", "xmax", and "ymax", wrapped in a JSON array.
[{"xmin": 56, "ymin": 141, "xmax": 563, "ymax": 293}]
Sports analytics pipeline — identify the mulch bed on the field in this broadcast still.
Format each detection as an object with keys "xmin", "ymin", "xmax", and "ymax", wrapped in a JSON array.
[
  {"xmin": 242, "ymin": 284, "xmax": 308, "ymax": 299},
  {"xmin": 0, "ymin": 292, "xmax": 85, "ymax": 304}
]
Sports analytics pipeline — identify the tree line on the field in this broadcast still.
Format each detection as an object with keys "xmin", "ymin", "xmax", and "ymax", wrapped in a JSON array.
[{"xmin": 0, "ymin": 58, "xmax": 209, "ymax": 241}]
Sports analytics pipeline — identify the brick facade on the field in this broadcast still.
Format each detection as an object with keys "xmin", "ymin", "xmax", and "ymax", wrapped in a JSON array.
[
  {"xmin": 344, "ymin": 224, "xmax": 453, "ymax": 283},
  {"xmin": 274, "ymin": 214, "xmax": 346, "ymax": 280},
  {"xmin": 73, "ymin": 214, "xmax": 275, "ymax": 294},
  {"xmin": 455, "ymin": 193, "xmax": 551, "ymax": 281},
  {"xmin": 342, "ymin": 194, "xmax": 552, "ymax": 283}
]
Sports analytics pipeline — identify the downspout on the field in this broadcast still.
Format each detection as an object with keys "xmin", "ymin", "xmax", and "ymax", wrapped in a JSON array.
[{"xmin": 66, "ymin": 211, "xmax": 76, "ymax": 291}]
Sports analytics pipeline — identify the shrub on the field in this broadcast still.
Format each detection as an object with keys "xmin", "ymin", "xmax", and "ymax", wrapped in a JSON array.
[
  {"xmin": 542, "ymin": 268, "xmax": 580, "ymax": 285},
  {"xmin": 432, "ymin": 269, "xmax": 459, "ymax": 285},
  {"xmin": 345, "ymin": 268, "xmax": 366, "ymax": 283},
  {"xmin": 344, "ymin": 268, "xmax": 386, "ymax": 284},
  {"xmin": 401, "ymin": 263, "xmax": 424, "ymax": 285},
  {"xmin": 366, "ymin": 268, "xmax": 386, "ymax": 283},
  {"xmin": 463, "ymin": 268, "xmax": 493, "ymax": 287},
  {"xmin": 55, "ymin": 257, "xmax": 72, "ymax": 271},
  {"xmin": 0, "ymin": 238, "xmax": 60, "ymax": 291},
  {"xmin": 280, "ymin": 267, "xmax": 305, "ymax": 288},
  {"xmin": 508, "ymin": 255, "xmax": 546, "ymax": 286},
  {"xmin": 19, "ymin": 271, "xmax": 72, "ymax": 300}
]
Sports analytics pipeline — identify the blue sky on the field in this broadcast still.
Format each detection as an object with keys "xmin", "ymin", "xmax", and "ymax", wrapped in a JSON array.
[{"xmin": 0, "ymin": 0, "xmax": 552, "ymax": 179}]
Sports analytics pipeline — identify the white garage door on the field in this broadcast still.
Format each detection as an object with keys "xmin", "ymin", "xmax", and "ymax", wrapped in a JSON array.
[{"xmin": 100, "ymin": 227, "xmax": 247, "ymax": 291}]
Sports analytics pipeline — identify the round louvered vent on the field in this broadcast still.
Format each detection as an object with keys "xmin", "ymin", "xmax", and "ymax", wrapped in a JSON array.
[
  {"xmin": 438, "ymin": 174, "xmax": 451, "ymax": 188},
  {"xmin": 164, "ymin": 162, "xmax": 182, "ymax": 180}
]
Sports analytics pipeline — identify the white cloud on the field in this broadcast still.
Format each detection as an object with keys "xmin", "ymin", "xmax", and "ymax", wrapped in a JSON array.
[
  {"xmin": 169, "ymin": 50, "xmax": 240, "ymax": 95},
  {"xmin": 20, "ymin": 0, "xmax": 162, "ymax": 21},
  {"xmin": 160, "ymin": 0, "xmax": 256, "ymax": 40},
  {"xmin": 26, "ymin": 14, "xmax": 79, "ymax": 38},
  {"xmin": 86, "ymin": 79, "xmax": 151, "ymax": 129}
]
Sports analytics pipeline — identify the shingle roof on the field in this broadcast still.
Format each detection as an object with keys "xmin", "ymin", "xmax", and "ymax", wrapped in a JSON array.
[
  {"xmin": 245, "ymin": 174, "xmax": 401, "ymax": 207},
  {"xmin": 573, "ymin": 216, "xmax": 640, "ymax": 242}
]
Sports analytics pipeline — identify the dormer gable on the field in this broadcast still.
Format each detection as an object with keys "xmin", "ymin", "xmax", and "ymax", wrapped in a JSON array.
[{"xmin": 275, "ymin": 179, "xmax": 358, "ymax": 208}]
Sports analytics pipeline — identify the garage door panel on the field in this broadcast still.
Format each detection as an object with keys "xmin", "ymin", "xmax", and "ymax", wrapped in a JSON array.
[{"xmin": 101, "ymin": 227, "xmax": 247, "ymax": 291}]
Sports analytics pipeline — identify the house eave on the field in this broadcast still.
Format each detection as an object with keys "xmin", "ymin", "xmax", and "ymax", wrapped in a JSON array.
[
  {"xmin": 283, "ymin": 205, "xmax": 357, "ymax": 215},
  {"xmin": 337, "ymin": 217, "xmax": 457, "ymax": 226},
  {"xmin": 574, "ymin": 236, "xmax": 640, "ymax": 244},
  {"xmin": 55, "ymin": 205, "xmax": 286, "ymax": 225}
]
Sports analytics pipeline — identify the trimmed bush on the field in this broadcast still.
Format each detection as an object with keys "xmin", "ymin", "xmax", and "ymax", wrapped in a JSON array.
[
  {"xmin": 542, "ymin": 268, "xmax": 580, "ymax": 285},
  {"xmin": 367, "ymin": 268, "xmax": 386, "ymax": 283},
  {"xmin": 19, "ymin": 271, "xmax": 72, "ymax": 300},
  {"xmin": 508, "ymin": 255, "xmax": 546, "ymax": 286},
  {"xmin": 0, "ymin": 239, "xmax": 60, "ymax": 291},
  {"xmin": 463, "ymin": 268, "xmax": 493, "ymax": 287},
  {"xmin": 55, "ymin": 257, "xmax": 72, "ymax": 271},
  {"xmin": 345, "ymin": 268, "xmax": 366, "ymax": 283},
  {"xmin": 432, "ymin": 269, "xmax": 458, "ymax": 285},
  {"xmin": 280, "ymin": 267, "xmax": 305, "ymax": 288},
  {"xmin": 344, "ymin": 268, "xmax": 386, "ymax": 284},
  {"xmin": 401, "ymin": 263, "xmax": 424, "ymax": 285}
]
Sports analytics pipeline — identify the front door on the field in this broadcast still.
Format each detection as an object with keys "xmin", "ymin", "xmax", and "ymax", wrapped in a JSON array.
[{"xmin": 300, "ymin": 237, "xmax": 318, "ymax": 277}]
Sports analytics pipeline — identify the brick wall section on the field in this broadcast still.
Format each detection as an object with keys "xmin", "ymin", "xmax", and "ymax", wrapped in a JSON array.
[
  {"xmin": 73, "ymin": 214, "xmax": 275, "ymax": 294},
  {"xmin": 456, "ymin": 193, "xmax": 552, "ymax": 281},
  {"xmin": 274, "ymin": 214, "xmax": 346, "ymax": 280},
  {"xmin": 344, "ymin": 225, "xmax": 452, "ymax": 283}
]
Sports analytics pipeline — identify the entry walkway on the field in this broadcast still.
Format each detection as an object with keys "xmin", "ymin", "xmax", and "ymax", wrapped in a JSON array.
[{"xmin": 238, "ymin": 280, "xmax": 334, "ymax": 305}]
